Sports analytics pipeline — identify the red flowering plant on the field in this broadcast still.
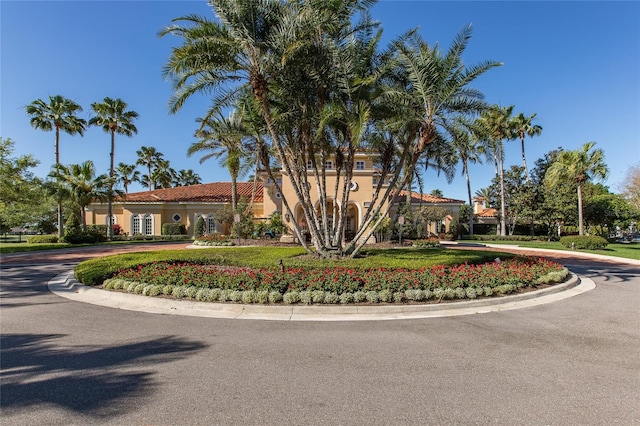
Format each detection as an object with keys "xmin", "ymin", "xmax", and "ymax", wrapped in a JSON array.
[{"xmin": 112, "ymin": 256, "xmax": 566, "ymax": 298}]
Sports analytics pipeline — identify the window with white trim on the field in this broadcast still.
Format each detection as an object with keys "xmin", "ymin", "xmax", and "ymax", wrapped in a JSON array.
[
  {"xmin": 276, "ymin": 177, "xmax": 282, "ymax": 185},
  {"xmin": 131, "ymin": 214, "xmax": 141, "ymax": 235},
  {"xmin": 325, "ymin": 161, "xmax": 333, "ymax": 170},
  {"xmin": 307, "ymin": 160, "xmax": 313, "ymax": 169},
  {"xmin": 143, "ymin": 214, "xmax": 153, "ymax": 235},
  {"xmin": 206, "ymin": 214, "xmax": 216, "ymax": 233},
  {"xmin": 356, "ymin": 161, "xmax": 365, "ymax": 170},
  {"xmin": 105, "ymin": 215, "xmax": 116, "ymax": 226}
]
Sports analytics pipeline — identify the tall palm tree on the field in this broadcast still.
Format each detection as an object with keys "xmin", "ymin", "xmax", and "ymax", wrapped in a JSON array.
[
  {"xmin": 476, "ymin": 104, "xmax": 515, "ymax": 236},
  {"xmin": 25, "ymin": 94, "xmax": 87, "ymax": 237},
  {"xmin": 89, "ymin": 97, "xmax": 139, "ymax": 239},
  {"xmin": 545, "ymin": 142, "xmax": 608, "ymax": 235},
  {"xmin": 450, "ymin": 117, "xmax": 482, "ymax": 235},
  {"xmin": 136, "ymin": 146, "xmax": 164, "ymax": 191},
  {"xmin": 512, "ymin": 112, "xmax": 542, "ymax": 182},
  {"xmin": 52, "ymin": 161, "xmax": 111, "ymax": 232},
  {"xmin": 115, "ymin": 162, "xmax": 140, "ymax": 194},
  {"xmin": 189, "ymin": 110, "xmax": 250, "ymax": 210}
]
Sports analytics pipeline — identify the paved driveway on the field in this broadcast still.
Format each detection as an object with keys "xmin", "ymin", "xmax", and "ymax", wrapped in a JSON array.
[{"xmin": 1, "ymin": 244, "xmax": 638, "ymax": 424}]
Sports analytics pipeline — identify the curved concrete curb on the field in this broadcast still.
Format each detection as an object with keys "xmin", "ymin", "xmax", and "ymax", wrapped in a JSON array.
[{"xmin": 48, "ymin": 272, "xmax": 594, "ymax": 321}]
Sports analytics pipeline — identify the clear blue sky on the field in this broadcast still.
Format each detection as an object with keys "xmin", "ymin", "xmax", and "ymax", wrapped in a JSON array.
[{"xmin": 2, "ymin": 1, "xmax": 639, "ymax": 202}]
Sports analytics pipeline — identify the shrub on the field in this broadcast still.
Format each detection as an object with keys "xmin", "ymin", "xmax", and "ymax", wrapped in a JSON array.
[
  {"xmin": 324, "ymin": 292, "xmax": 339, "ymax": 304},
  {"xmin": 242, "ymin": 290, "xmax": 255, "ymax": 304},
  {"xmin": 366, "ymin": 291, "xmax": 380, "ymax": 303},
  {"xmin": 162, "ymin": 285, "xmax": 173, "ymax": 295},
  {"xmin": 172, "ymin": 286, "xmax": 185, "ymax": 298},
  {"xmin": 207, "ymin": 288, "xmax": 221, "ymax": 302},
  {"xmin": 560, "ymin": 235, "xmax": 608, "ymax": 250},
  {"xmin": 392, "ymin": 292, "xmax": 404, "ymax": 303},
  {"xmin": 194, "ymin": 216, "xmax": 207, "ymax": 238},
  {"xmin": 255, "ymin": 290, "xmax": 269, "ymax": 304},
  {"xmin": 183, "ymin": 286, "xmax": 197, "ymax": 298},
  {"xmin": 353, "ymin": 291, "xmax": 366, "ymax": 303},
  {"xmin": 283, "ymin": 291, "xmax": 300, "ymax": 304},
  {"xmin": 299, "ymin": 291, "xmax": 313, "ymax": 305},
  {"xmin": 340, "ymin": 293, "xmax": 354, "ymax": 304},
  {"xmin": 379, "ymin": 289, "xmax": 393, "ymax": 303},
  {"xmin": 465, "ymin": 287, "xmax": 478, "ymax": 299},
  {"xmin": 268, "ymin": 291, "xmax": 283, "ymax": 303},
  {"xmin": 412, "ymin": 237, "xmax": 441, "ymax": 248},
  {"xmin": 26, "ymin": 235, "xmax": 58, "ymax": 244},
  {"xmin": 162, "ymin": 223, "xmax": 187, "ymax": 235}
]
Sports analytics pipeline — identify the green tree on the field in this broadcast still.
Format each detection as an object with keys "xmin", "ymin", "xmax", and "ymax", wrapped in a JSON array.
[
  {"xmin": 511, "ymin": 112, "xmax": 542, "ymax": 182},
  {"xmin": 0, "ymin": 137, "xmax": 56, "ymax": 233},
  {"xmin": 449, "ymin": 117, "xmax": 482, "ymax": 235},
  {"xmin": 136, "ymin": 146, "xmax": 164, "ymax": 191},
  {"xmin": 52, "ymin": 161, "xmax": 112, "ymax": 232},
  {"xmin": 545, "ymin": 142, "xmax": 609, "ymax": 236},
  {"xmin": 173, "ymin": 169, "xmax": 202, "ymax": 187},
  {"xmin": 115, "ymin": 162, "xmax": 140, "ymax": 194},
  {"xmin": 25, "ymin": 95, "xmax": 87, "ymax": 237},
  {"xmin": 161, "ymin": 1, "xmax": 500, "ymax": 257},
  {"xmin": 89, "ymin": 97, "xmax": 139, "ymax": 238},
  {"xmin": 188, "ymin": 110, "xmax": 252, "ymax": 210},
  {"xmin": 476, "ymin": 104, "xmax": 515, "ymax": 236}
]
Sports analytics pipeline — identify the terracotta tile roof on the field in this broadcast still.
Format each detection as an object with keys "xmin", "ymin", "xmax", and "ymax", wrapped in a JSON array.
[
  {"xmin": 118, "ymin": 182, "xmax": 263, "ymax": 203},
  {"xmin": 476, "ymin": 208, "xmax": 498, "ymax": 218},
  {"xmin": 395, "ymin": 190, "xmax": 465, "ymax": 204}
]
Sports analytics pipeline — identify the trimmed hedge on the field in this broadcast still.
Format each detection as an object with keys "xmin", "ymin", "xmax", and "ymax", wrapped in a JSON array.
[
  {"xmin": 162, "ymin": 223, "xmax": 187, "ymax": 235},
  {"xmin": 26, "ymin": 235, "xmax": 59, "ymax": 244},
  {"xmin": 560, "ymin": 235, "xmax": 608, "ymax": 250}
]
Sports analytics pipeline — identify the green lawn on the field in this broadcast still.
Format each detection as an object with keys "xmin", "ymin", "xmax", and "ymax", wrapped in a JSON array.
[
  {"xmin": 0, "ymin": 239, "xmax": 190, "ymax": 255},
  {"xmin": 475, "ymin": 240, "xmax": 640, "ymax": 261}
]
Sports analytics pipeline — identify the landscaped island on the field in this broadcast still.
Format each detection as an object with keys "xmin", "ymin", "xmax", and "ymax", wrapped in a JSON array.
[{"xmin": 75, "ymin": 247, "xmax": 569, "ymax": 305}]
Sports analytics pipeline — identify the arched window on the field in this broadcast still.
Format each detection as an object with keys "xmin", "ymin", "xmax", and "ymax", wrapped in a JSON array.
[
  {"xmin": 131, "ymin": 214, "xmax": 141, "ymax": 235},
  {"xmin": 131, "ymin": 213, "xmax": 153, "ymax": 235},
  {"xmin": 143, "ymin": 214, "xmax": 153, "ymax": 235}
]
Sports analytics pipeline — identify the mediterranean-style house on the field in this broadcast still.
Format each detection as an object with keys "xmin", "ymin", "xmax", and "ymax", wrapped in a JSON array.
[{"xmin": 86, "ymin": 152, "xmax": 465, "ymax": 240}]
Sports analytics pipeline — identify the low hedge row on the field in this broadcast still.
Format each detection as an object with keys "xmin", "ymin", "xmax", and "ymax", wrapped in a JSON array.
[
  {"xmin": 560, "ymin": 235, "xmax": 609, "ymax": 250},
  {"xmin": 461, "ymin": 235, "xmax": 552, "ymax": 242},
  {"xmin": 26, "ymin": 235, "xmax": 59, "ymax": 244},
  {"xmin": 102, "ymin": 267, "xmax": 568, "ymax": 305}
]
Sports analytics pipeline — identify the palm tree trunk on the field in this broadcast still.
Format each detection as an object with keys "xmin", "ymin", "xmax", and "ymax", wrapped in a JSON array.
[
  {"xmin": 577, "ymin": 182, "xmax": 584, "ymax": 236},
  {"xmin": 521, "ymin": 135, "xmax": 530, "ymax": 182},
  {"xmin": 107, "ymin": 130, "xmax": 115, "ymax": 239},
  {"xmin": 499, "ymin": 148, "xmax": 507, "ymax": 237},
  {"xmin": 55, "ymin": 126, "xmax": 64, "ymax": 238},
  {"xmin": 464, "ymin": 159, "xmax": 473, "ymax": 236}
]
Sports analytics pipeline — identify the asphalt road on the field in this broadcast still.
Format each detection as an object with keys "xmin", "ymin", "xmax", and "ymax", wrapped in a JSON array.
[{"xmin": 1, "ymin": 245, "xmax": 639, "ymax": 425}]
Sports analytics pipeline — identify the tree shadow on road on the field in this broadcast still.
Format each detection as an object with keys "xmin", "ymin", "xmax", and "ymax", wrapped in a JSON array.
[{"xmin": 1, "ymin": 333, "xmax": 207, "ymax": 420}]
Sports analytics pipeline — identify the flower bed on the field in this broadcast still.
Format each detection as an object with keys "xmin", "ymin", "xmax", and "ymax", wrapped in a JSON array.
[
  {"xmin": 193, "ymin": 233, "xmax": 234, "ymax": 246},
  {"xmin": 102, "ymin": 257, "xmax": 569, "ymax": 304}
]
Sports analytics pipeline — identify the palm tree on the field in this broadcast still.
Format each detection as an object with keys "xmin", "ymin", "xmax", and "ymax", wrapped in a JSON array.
[
  {"xmin": 136, "ymin": 146, "xmax": 164, "ymax": 191},
  {"xmin": 115, "ymin": 162, "xmax": 140, "ymax": 194},
  {"xmin": 476, "ymin": 105, "xmax": 515, "ymax": 236},
  {"xmin": 52, "ymin": 161, "xmax": 112, "ymax": 232},
  {"xmin": 189, "ymin": 110, "xmax": 251, "ymax": 210},
  {"xmin": 150, "ymin": 159, "xmax": 175, "ymax": 189},
  {"xmin": 173, "ymin": 169, "xmax": 202, "ymax": 186},
  {"xmin": 545, "ymin": 142, "xmax": 608, "ymax": 235},
  {"xmin": 388, "ymin": 25, "xmax": 502, "ymax": 187},
  {"xmin": 450, "ymin": 117, "xmax": 482, "ymax": 235},
  {"xmin": 89, "ymin": 97, "xmax": 139, "ymax": 239},
  {"xmin": 25, "ymin": 95, "xmax": 87, "ymax": 237},
  {"xmin": 512, "ymin": 112, "xmax": 542, "ymax": 182}
]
